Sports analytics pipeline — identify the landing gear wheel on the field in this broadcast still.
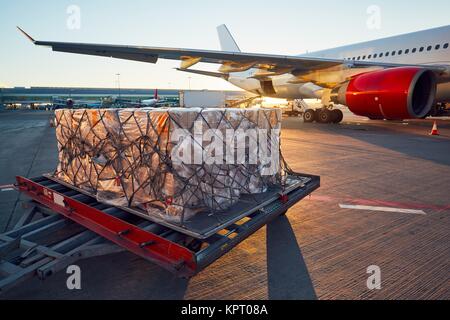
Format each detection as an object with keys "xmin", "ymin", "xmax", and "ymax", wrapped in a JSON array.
[
  {"xmin": 318, "ymin": 109, "xmax": 332, "ymax": 123},
  {"xmin": 303, "ymin": 109, "xmax": 316, "ymax": 123},
  {"xmin": 331, "ymin": 109, "xmax": 344, "ymax": 123}
]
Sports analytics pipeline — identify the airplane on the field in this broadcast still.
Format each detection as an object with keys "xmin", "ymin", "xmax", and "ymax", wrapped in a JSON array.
[
  {"xmin": 17, "ymin": 24, "xmax": 450, "ymax": 123},
  {"xmin": 52, "ymin": 97, "xmax": 103, "ymax": 109},
  {"xmin": 140, "ymin": 89, "xmax": 167, "ymax": 106},
  {"xmin": 107, "ymin": 89, "xmax": 167, "ymax": 107}
]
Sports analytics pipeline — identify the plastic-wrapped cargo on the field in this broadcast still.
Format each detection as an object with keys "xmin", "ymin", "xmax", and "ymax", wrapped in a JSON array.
[{"xmin": 54, "ymin": 108, "xmax": 283, "ymax": 224}]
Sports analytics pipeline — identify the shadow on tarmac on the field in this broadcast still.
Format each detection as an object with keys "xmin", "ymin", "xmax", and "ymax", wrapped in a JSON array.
[
  {"xmin": 295, "ymin": 119, "xmax": 450, "ymax": 167},
  {"xmin": 266, "ymin": 215, "xmax": 317, "ymax": 300}
]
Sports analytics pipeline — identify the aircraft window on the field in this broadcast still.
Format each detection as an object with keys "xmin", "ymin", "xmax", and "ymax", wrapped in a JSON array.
[
  {"xmin": 373, "ymin": 54, "xmax": 378, "ymax": 58},
  {"xmin": 419, "ymin": 47, "xmax": 424, "ymax": 52},
  {"xmin": 368, "ymin": 55, "xmax": 372, "ymax": 59},
  {"xmin": 427, "ymin": 46, "xmax": 432, "ymax": 51},
  {"xmin": 362, "ymin": 56, "xmax": 366, "ymax": 59},
  {"xmin": 412, "ymin": 48, "xmax": 417, "ymax": 53},
  {"xmin": 385, "ymin": 52, "xmax": 389, "ymax": 56},
  {"xmin": 435, "ymin": 44, "xmax": 440, "ymax": 50},
  {"xmin": 444, "ymin": 43, "xmax": 449, "ymax": 49},
  {"xmin": 405, "ymin": 49, "xmax": 410, "ymax": 54},
  {"xmin": 357, "ymin": 56, "xmax": 361, "ymax": 60},
  {"xmin": 352, "ymin": 57, "xmax": 356, "ymax": 60},
  {"xmin": 398, "ymin": 50, "xmax": 403, "ymax": 55},
  {"xmin": 379, "ymin": 53, "xmax": 383, "ymax": 57},
  {"xmin": 392, "ymin": 51, "xmax": 396, "ymax": 56}
]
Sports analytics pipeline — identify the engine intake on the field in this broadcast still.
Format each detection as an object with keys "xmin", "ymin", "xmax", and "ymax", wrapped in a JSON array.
[{"xmin": 331, "ymin": 67, "xmax": 437, "ymax": 120}]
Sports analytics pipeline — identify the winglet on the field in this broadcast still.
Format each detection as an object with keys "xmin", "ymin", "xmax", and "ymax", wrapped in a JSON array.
[
  {"xmin": 217, "ymin": 24, "xmax": 241, "ymax": 52},
  {"xmin": 17, "ymin": 26, "xmax": 36, "ymax": 44}
]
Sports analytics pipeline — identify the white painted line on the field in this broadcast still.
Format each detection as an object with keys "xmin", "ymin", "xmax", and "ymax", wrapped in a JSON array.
[
  {"xmin": 1, "ymin": 188, "xmax": 14, "ymax": 192},
  {"xmin": 339, "ymin": 204, "xmax": 426, "ymax": 215}
]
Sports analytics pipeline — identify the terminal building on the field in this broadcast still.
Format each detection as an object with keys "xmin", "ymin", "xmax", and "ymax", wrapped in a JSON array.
[
  {"xmin": 0, "ymin": 87, "xmax": 252, "ymax": 109},
  {"xmin": 0, "ymin": 87, "xmax": 179, "ymax": 105}
]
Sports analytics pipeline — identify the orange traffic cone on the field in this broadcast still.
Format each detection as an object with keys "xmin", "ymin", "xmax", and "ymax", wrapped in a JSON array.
[{"xmin": 430, "ymin": 121, "xmax": 439, "ymax": 136}]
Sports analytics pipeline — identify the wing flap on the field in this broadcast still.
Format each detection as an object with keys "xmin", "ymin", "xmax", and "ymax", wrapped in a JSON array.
[{"xmin": 176, "ymin": 68, "xmax": 229, "ymax": 79}]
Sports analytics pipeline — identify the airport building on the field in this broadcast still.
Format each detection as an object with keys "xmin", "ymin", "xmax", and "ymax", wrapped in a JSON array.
[
  {"xmin": 0, "ymin": 87, "xmax": 179, "ymax": 105},
  {"xmin": 0, "ymin": 87, "xmax": 252, "ymax": 109}
]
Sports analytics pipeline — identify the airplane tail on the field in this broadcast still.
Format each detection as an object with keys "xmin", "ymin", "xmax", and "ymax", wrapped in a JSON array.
[{"xmin": 217, "ymin": 25, "xmax": 241, "ymax": 52}]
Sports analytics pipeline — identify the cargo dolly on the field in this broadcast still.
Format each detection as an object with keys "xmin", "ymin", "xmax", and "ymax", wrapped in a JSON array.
[{"xmin": 0, "ymin": 173, "xmax": 319, "ymax": 294}]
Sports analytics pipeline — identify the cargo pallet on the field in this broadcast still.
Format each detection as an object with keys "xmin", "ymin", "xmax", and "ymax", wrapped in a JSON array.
[{"xmin": 0, "ymin": 174, "xmax": 319, "ymax": 294}]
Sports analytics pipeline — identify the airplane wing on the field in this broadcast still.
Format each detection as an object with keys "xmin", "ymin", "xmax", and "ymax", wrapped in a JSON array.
[{"xmin": 17, "ymin": 27, "xmax": 447, "ymax": 75}]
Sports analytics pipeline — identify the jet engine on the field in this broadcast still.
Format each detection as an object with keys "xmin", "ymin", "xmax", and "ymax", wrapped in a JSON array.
[{"xmin": 331, "ymin": 67, "xmax": 436, "ymax": 120}]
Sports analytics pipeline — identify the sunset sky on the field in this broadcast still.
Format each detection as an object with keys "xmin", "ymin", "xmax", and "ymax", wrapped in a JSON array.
[{"xmin": 1, "ymin": 0, "xmax": 449, "ymax": 90}]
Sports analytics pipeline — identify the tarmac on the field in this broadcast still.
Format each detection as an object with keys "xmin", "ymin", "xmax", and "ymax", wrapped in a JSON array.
[{"xmin": 0, "ymin": 109, "xmax": 449, "ymax": 300}]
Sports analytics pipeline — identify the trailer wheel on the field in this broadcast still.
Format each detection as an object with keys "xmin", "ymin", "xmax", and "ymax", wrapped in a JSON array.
[{"xmin": 303, "ymin": 109, "xmax": 316, "ymax": 123}]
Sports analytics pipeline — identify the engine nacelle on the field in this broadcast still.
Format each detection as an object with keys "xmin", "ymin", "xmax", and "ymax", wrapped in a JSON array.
[{"xmin": 331, "ymin": 67, "xmax": 436, "ymax": 120}]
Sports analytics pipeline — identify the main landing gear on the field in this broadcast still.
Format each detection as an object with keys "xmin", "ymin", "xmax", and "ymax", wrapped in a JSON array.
[{"xmin": 303, "ymin": 108, "xmax": 343, "ymax": 124}]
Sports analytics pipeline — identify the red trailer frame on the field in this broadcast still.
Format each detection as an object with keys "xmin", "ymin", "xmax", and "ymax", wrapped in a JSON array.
[
  {"xmin": 9, "ymin": 173, "xmax": 319, "ymax": 283},
  {"xmin": 16, "ymin": 176, "xmax": 197, "ymax": 277}
]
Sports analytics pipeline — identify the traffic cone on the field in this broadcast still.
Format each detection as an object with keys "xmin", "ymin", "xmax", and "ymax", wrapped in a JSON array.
[{"xmin": 430, "ymin": 121, "xmax": 439, "ymax": 136}]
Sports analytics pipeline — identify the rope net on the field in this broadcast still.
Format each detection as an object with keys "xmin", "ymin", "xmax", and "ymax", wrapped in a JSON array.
[{"xmin": 54, "ymin": 108, "xmax": 295, "ymax": 225}]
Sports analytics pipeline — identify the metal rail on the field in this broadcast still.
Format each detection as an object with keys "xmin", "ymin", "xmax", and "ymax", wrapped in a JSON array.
[
  {"xmin": 15, "ymin": 176, "xmax": 197, "ymax": 277},
  {"xmin": 0, "ymin": 203, "xmax": 123, "ymax": 294}
]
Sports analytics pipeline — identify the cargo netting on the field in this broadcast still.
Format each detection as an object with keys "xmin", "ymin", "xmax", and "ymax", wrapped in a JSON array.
[{"xmin": 54, "ymin": 108, "xmax": 299, "ymax": 225}]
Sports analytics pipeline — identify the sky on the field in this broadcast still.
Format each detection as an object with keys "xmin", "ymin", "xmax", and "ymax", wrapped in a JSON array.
[{"xmin": 0, "ymin": 0, "xmax": 449, "ymax": 90}]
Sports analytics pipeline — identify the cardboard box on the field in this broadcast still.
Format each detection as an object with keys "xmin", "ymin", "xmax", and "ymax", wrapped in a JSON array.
[{"xmin": 54, "ymin": 108, "xmax": 282, "ymax": 223}]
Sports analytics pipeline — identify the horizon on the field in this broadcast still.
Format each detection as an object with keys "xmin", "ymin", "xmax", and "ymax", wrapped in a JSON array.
[{"xmin": 0, "ymin": 86, "xmax": 243, "ymax": 91}]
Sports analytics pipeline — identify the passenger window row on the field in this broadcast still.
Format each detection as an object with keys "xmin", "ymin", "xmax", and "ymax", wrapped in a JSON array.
[{"xmin": 346, "ymin": 42, "xmax": 449, "ymax": 61}]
